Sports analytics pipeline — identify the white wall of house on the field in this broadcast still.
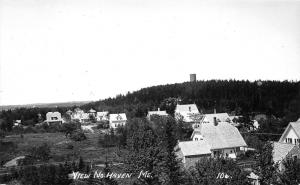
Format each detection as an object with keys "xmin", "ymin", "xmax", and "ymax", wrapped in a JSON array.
[
  {"xmin": 109, "ymin": 121, "xmax": 126, "ymax": 129},
  {"xmin": 193, "ymin": 134, "xmax": 203, "ymax": 141},
  {"xmin": 280, "ymin": 127, "xmax": 300, "ymax": 144}
]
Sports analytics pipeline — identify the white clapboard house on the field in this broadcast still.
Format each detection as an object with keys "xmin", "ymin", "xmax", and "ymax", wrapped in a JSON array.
[{"xmin": 109, "ymin": 113, "xmax": 127, "ymax": 129}]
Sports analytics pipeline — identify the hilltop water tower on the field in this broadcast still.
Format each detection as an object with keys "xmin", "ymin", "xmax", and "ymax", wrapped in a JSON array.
[{"xmin": 190, "ymin": 74, "xmax": 196, "ymax": 82}]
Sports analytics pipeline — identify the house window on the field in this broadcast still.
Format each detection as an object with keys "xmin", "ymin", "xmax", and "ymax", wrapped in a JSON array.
[
  {"xmin": 189, "ymin": 107, "xmax": 191, "ymax": 112},
  {"xmin": 287, "ymin": 138, "xmax": 292, "ymax": 143},
  {"xmin": 286, "ymin": 138, "xmax": 288, "ymax": 143},
  {"xmin": 51, "ymin": 117, "xmax": 58, "ymax": 120},
  {"xmin": 195, "ymin": 138, "xmax": 198, "ymax": 141},
  {"xmin": 295, "ymin": 139, "xmax": 297, "ymax": 144}
]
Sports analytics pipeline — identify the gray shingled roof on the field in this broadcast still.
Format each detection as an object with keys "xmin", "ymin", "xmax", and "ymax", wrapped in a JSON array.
[
  {"xmin": 148, "ymin": 110, "xmax": 168, "ymax": 116},
  {"xmin": 178, "ymin": 140, "xmax": 212, "ymax": 156},
  {"xmin": 200, "ymin": 122, "xmax": 247, "ymax": 149},
  {"xmin": 175, "ymin": 104, "xmax": 199, "ymax": 112},
  {"xmin": 273, "ymin": 142, "xmax": 296, "ymax": 163},
  {"xmin": 203, "ymin": 113, "xmax": 231, "ymax": 123},
  {"xmin": 110, "ymin": 113, "xmax": 127, "ymax": 121}
]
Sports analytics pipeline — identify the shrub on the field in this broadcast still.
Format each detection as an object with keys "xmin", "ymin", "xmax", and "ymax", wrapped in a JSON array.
[
  {"xmin": 66, "ymin": 144, "xmax": 74, "ymax": 149},
  {"xmin": 27, "ymin": 143, "xmax": 51, "ymax": 162},
  {"xmin": 70, "ymin": 130, "xmax": 86, "ymax": 141}
]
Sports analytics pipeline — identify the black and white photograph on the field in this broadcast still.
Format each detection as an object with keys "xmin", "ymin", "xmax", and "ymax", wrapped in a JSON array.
[{"xmin": 0, "ymin": 0, "xmax": 300, "ymax": 184}]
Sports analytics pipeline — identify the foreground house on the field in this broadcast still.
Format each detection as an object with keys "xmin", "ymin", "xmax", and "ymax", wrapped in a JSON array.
[
  {"xmin": 177, "ymin": 121, "xmax": 247, "ymax": 167},
  {"xmin": 147, "ymin": 108, "xmax": 168, "ymax": 121},
  {"xmin": 45, "ymin": 112, "xmax": 63, "ymax": 125},
  {"xmin": 109, "ymin": 113, "xmax": 127, "ymax": 129},
  {"xmin": 174, "ymin": 104, "xmax": 200, "ymax": 123},
  {"xmin": 278, "ymin": 121, "xmax": 300, "ymax": 145},
  {"xmin": 273, "ymin": 142, "xmax": 300, "ymax": 171},
  {"xmin": 176, "ymin": 140, "xmax": 212, "ymax": 168}
]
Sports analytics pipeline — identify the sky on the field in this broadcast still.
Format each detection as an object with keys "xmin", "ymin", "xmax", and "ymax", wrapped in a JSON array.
[{"xmin": 0, "ymin": 0, "xmax": 300, "ymax": 105}]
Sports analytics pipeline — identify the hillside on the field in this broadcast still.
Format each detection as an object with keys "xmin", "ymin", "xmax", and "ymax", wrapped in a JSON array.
[{"xmin": 83, "ymin": 80, "xmax": 300, "ymax": 120}]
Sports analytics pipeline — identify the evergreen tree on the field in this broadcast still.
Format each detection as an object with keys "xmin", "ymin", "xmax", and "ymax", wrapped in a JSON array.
[
  {"xmin": 189, "ymin": 157, "xmax": 251, "ymax": 185},
  {"xmin": 254, "ymin": 142, "xmax": 278, "ymax": 185},
  {"xmin": 79, "ymin": 156, "xmax": 85, "ymax": 171},
  {"xmin": 279, "ymin": 158, "xmax": 300, "ymax": 184},
  {"xmin": 161, "ymin": 117, "xmax": 183, "ymax": 185}
]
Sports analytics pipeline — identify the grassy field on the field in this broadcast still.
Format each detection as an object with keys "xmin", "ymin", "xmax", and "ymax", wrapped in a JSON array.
[{"xmin": 0, "ymin": 131, "xmax": 125, "ymax": 166}]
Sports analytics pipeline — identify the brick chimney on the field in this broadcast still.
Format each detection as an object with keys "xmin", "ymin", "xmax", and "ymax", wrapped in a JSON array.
[{"xmin": 214, "ymin": 117, "xmax": 218, "ymax": 126}]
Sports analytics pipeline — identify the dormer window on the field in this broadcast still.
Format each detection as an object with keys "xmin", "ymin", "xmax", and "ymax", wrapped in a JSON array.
[{"xmin": 117, "ymin": 114, "xmax": 122, "ymax": 120}]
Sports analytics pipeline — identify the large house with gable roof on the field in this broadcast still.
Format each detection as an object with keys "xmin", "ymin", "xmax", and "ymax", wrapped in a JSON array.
[
  {"xmin": 109, "ymin": 113, "xmax": 127, "ymax": 129},
  {"xmin": 176, "ymin": 120, "xmax": 247, "ymax": 168},
  {"xmin": 147, "ymin": 108, "xmax": 168, "ymax": 121},
  {"xmin": 174, "ymin": 104, "xmax": 200, "ymax": 125},
  {"xmin": 279, "ymin": 121, "xmax": 300, "ymax": 145}
]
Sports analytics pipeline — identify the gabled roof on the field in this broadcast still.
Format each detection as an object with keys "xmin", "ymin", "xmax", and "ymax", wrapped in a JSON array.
[
  {"xmin": 203, "ymin": 113, "xmax": 231, "ymax": 123},
  {"xmin": 97, "ymin": 111, "xmax": 108, "ymax": 116},
  {"xmin": 175, "ymin": 104, "xmax": 199, "ymax": 113},
  {"xmin": 89, "ymin": 109, "xmax": 96, "ymax": 113},
  {"xmin": 74, "ymin": 108, "xmax": 83, "ymax": 112},
  {"xmin": 148, "ymin": 110, "xmax": 168, "ymax": 117},
  {"xmin": 46, "ymin": 112, "xmax": 61, "ymax": 116},
  {"xmin": 254, "ymin": 114, "xmax": 267, "ymax": 121},
  {"xmin": 273, "ymin": 142, "xmax": 297, "ymax": 163},
  {"xmin": 178, "ymin": 140, "xmax": 211, "ymax": 156},
  {"xmin": 190, "ymin": 130, "xmax": 202, "ymax": 139},
  {"xmin": 66, "ymin": 110, "xmax": 73, "ymax": 114},
  {"xmin": 110, "ymin": 113, "xmax": 127, "ymax": 121},
  {"xmin": 200, "ymin": 122, "xmax": 247, "ymax": 149},
  {"xmin": 279, "ymin": 122, "xmax": 300, "ymax": 142}
]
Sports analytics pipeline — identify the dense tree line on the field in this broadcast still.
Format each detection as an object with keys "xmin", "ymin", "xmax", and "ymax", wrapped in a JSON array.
[
  {"xmin": 84, "ymin": 80, "xmax": 300, "ymax": 119},
  {"xmin": 1, "ymin": 80, "xmax": 299, "ymax": 132}
]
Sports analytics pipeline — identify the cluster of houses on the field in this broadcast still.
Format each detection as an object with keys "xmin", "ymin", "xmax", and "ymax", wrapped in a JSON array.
[
  {"xmin": 44, "ymin": 108, "xmax": 127, "ymax": 129},
  {"xmin": 171, "ymin": 104, "xmax": 248, "ymax": 168},
  {"xmin": 44, "ymin": 104, "xmax": 300, "ymax": 172}
]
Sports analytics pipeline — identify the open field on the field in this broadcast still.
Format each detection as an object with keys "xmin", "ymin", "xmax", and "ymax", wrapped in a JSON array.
[{"xmin": 0, "ymin": 131, "xmax": 125, "ymax": 166}]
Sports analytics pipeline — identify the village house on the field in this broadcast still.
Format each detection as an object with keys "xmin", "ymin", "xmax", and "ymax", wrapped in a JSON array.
[
  {"xmin": 273, "ymin": 142, "xmax": 300, "ymax": 171},
  {"xmin": 278, "ymin": 121, "xmax": 300, "ymax": 145},
  {"xmin": 193, "ymin": 121, "xmax": 247, "ymax": 158},
  {"xmin": 147, "ymin": 108, "xmax": 168, "ymax": 121},
  {"xmin": 109, "ymin": 113, "xmax": 127, "ymax": 129},
  {"xmin": 13, "ymin": 120, "xmax": 22, "ymax": 127},
  {"xmin": 176, "ymin": 140, "xmax": 212, "ymax": 168},
  {"xmin": 174, "ymin": 104, "xmax": 200, "ymax": 123},
  {"xmin": 96, "ymin": 111, "xmax": 109, "ymax": 121},
  {"xmin": 88, "ymin": 108, "xmax": 97, "ymax": 117},
  {"xmin": 177, "ymin": 120, "xmax": 247, "ymax": 167},
  {"xmin": 69, "ymin": 108, "xmax": 90, "ymax": 123},
  {"xmin": 45, "ymin": 112, "xmax": 63, "ymax": 125}
]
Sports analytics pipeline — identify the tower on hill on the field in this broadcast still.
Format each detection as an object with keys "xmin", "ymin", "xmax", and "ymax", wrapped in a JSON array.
[{"xmin": 190, "ymin": 74, "xmax": 196, "ymax": 82}]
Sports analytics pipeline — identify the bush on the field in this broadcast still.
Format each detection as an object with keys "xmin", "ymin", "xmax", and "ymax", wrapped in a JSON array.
[
  {"xmin": 27, "ymin": 143, "xmax": 51, "ymax": 162},
  {"xmin": 61, "ymin": 122, "xmax": 79, "ymax": 135},
  {"xmin": 66, "ymin": 144, "xmax": 74, "ymax": 149},
  {"xmin": 70, "ymin": 130, "xmax": 86, "ymax": 141}
]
